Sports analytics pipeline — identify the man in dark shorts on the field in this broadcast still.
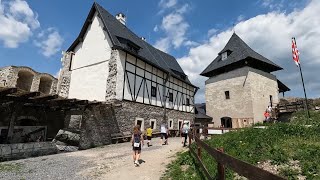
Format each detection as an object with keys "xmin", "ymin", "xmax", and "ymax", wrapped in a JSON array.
[{"xmin": 160, "ymin": 123, "xmax": 168, "ymax": 145}]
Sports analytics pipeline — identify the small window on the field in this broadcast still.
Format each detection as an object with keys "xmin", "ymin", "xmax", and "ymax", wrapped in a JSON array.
[
  {"xmin": 151, "ymin": 86, "xmax": 156, "ymax": 97},
  {"xmin": 186, "ymin": 98, "xmax": 190, "ymax": 106},
  {"xmin": 225, "ymin": 91, "xmax": 230, "ymax": 99},
  {"xmin": 269, "ymin": 95, "xmax": 273, "ymax": 107},
  {"xmin": 168, "ymin": 119, "xmax": 173, "ymax": 129},
  {"xmin": 222, "ymin": 52, "xmax": 228, "ymax": 60},
  {"xmin": 169, "ymin": 92, "xmax": 173, "ymax": 102},
  {"xmin": 150, "ymin": 119, "xmax": 156, "ymax": 129}
]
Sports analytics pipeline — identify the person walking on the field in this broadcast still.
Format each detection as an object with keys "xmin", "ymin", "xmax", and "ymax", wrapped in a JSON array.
[
  {"xmin": 146, "ymin": 125, "xmax": 153, "ymax": 147},
  {"xmin": 181, "ymin": 122, "xmax": 190, "ymax": 147},
  {"xmin": 131, "ymin": 125, "xmax": 144, "ymax": 167},
  {"xmin": 160, "ymin": 123, "xmax": 168, "ymax": 145},
  {"xmin": 264, "ymin": 110, "xmax": 270, "ymax": 122}
]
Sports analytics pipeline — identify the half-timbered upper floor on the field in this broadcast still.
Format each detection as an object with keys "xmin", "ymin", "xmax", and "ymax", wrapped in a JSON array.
[{"xmin": 58, "ymin": 2, "xmax": 197, "ymax": 113}]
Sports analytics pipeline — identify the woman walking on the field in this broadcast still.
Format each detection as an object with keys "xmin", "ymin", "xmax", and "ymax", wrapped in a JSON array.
[{"xmin": 131, "ymin": 125, "xmax": 144, "ymax": 167}]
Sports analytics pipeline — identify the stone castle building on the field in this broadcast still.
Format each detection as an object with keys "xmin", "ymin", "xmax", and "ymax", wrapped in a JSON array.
[
  {"xmin": 201, "ymin": 33, "xmax": 289, "ymax": 128},
  {"xmin": 56, "ymin": 3, "xmax": 197, "ymax": 133}
]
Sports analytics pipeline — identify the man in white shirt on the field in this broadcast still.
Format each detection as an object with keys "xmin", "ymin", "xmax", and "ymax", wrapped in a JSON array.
[{"xmin": 160, "ymin": 123, "xmax": 168, "ymax": 145}]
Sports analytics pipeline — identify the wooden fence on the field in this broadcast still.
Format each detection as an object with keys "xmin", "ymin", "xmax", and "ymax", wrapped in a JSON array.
[{"xmin": 188, "ymin": 129, "xmax": 285, "ymax": 180}]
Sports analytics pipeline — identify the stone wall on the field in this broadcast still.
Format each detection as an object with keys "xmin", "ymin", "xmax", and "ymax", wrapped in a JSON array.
[
  {"xmin": 78, "ymin": 104, "xmax": 114, "ymax": 149},
  {"xmin": 105, "ymin": 50, "xmax": 119, "ymax": 101},
  {"xmin": 0, "ymin": 142, "xmax": 58, "ymax": 161},
  {"xmin": 114, "ymin": 101, "xmax": 194, "ymax": 133},
  {"xmin": 0, "ymin": 66, "xmax": 57, "ymax": 94},
  {"xmin": 56, "ymin": 52, "xmax": 72, "ymax": 98},
  {"xmin": 206, "ymin": 67, "xmax": 254, "ymax": 127},
  {"xmin": 205, "ymin": 66, "xmax": 280, "ymax": 127}
]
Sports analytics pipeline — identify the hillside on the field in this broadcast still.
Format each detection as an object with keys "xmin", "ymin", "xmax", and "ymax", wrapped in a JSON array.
[{"xmin": 162, "ymin": 111, "xmax": 320, "ymax": 180}]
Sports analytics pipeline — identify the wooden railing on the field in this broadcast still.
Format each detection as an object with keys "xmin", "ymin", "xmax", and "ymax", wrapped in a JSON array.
[{"xmin": 188, "ymin": 130, "xmax": 285, "ymax": 180}]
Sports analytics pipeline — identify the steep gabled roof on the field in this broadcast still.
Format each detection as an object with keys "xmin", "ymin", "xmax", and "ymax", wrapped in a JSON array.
[
  {"xmin": 67, "ymin": 3, "xmax": 194, "ymax": 87},
  {"xmin": 200, "ymin": 33, "xmax": 283, "ymax": 77}
]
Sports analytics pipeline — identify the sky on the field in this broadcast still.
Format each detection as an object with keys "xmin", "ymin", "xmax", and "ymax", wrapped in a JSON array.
[{"xmin": 0, "ymin": 0, "xmax": 319, "ymax": 103}]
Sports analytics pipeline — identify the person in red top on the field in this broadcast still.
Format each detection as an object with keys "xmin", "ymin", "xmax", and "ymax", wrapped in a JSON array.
[{"xmin": 264, "ymin": 110, "xmax": 270, "ymax": 122}]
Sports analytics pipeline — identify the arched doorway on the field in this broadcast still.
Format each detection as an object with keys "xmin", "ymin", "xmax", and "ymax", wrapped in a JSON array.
[
  {"xmin": 221, "ymin": 117, "xmax": 232, "ymax": 128},
  {"xmin": 39, "ymin": 76, "xmax": 53, "ymax": 94},
  {"xmin": 16, "ymin": 70, "xmax": 34, "ymax": 91}
]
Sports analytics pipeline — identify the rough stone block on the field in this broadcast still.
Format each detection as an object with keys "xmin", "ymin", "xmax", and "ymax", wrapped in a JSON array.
[{"xmin": 1, "ymin": 146, "xmax": 11, "ymax": 156}]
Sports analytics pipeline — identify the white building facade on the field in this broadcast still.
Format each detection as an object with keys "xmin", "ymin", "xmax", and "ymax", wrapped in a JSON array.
[{"xmin": 57, "ymin": 3, "xmax": 196, "ymax": 133}]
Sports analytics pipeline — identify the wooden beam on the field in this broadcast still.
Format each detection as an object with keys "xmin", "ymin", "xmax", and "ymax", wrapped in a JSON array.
[
  {"xmin": 31, "ymin": 94, "xmax": 59, "ymax": 102},
  {"xmin": 0, "ymin": 87, "xmax": 17, "ymax": 96},
  {"xmin": 17, "ymin": 91, "xmax": 40, "ymax": 98}
]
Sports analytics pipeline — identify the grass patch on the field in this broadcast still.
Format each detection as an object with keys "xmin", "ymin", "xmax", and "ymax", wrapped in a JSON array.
[
  {"xmin": 164, "ymin": 111, "xmax": 320, "ymax": 179},
  {"xmin": 0, "ymin": 163, "xmax": 23, "ymax": 172}
]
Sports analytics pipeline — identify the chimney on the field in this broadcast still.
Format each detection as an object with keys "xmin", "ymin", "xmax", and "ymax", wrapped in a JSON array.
[
  {"xmin": 141, "ymin": 37, "xmax": 146, "ymax": 41},
  {"xmin": 116, "ymin": 13, "xmax": 126, "ymax": 25}
]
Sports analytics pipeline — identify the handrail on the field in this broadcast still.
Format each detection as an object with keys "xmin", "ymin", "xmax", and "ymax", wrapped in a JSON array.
[{"xmin": 188, "ymin": 130, "xmax": 285, "ymax": 180}]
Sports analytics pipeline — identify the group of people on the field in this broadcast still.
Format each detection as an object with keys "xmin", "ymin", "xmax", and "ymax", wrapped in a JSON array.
[
  {"xmin": 130, "ymin": 122, "xmax": 191, "ymax": 167},
  {"xmin": 264, "ymin": 105, "xmax": 273, "ymax": 122}
]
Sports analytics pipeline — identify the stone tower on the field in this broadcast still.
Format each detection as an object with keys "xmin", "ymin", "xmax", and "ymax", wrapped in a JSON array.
[{"xmin": 201, "ymin": 33, "xmax": 289, "ymax": 128}]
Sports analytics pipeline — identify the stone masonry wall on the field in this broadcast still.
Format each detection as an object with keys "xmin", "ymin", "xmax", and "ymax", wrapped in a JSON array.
[
  {"xmin": 56, "ymin": 52, "xmax": 72, "ymax": 98},
  {"xmin": 105, "ymin": 50, "xmax": 119, "ymax": 101},
  {"xmin": 205, "ymin": 67, "xmax": 254, "ymax": 127},
  {"xmin": 78, "ymin": 104, "xmax": 114, "ymax": 149},
  {"xmin": 0, "ymin": 142, "xmax": 58, "ymax": 162},
  {"xmin": 0, "ymin": 66, "xmax": 57, "ymax": 94},
  {"xmin": 114, "ymin": 101, "xmax": 194, "ymax": 133}
]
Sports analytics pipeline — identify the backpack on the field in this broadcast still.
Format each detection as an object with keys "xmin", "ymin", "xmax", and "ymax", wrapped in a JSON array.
[{"xmin": 133, "ymin": 133, "xmax": 141, "ymax": 147}]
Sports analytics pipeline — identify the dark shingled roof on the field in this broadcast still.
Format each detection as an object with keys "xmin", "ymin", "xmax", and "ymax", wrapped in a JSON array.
[
  {"xmin": 277, "ymin": 79, "xmax": 290, "ymax": 93},
  {"xmin": 67, "ymin": 2, "xmax": 194, "ymax": 87},
  {"xmin": 200, "ymin": 33, "xmax": 283, "ymax": 77},
  {"xmin": 195, "ymin": 103, "xmax": 212, "ymax": 120}
]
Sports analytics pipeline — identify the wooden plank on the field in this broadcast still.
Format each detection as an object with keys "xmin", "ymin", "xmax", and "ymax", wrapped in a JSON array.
[
  {"xmin": 195, "ymin": 136, "xmax": 285, "ymax": 180},
  {"xmin": 31, "ymin": 94, "xmax": 59, "ymax": 101},
  {"xmin": 0, "ymin": 87, "xmax": 17, "ymax": 96},
  {"xmin": 189, "ymin": 147, "xmax": 214, "ymax": 180},
  {"xmin": 17, "ymin": 91, "xmax": 40, "ymax": 98}
]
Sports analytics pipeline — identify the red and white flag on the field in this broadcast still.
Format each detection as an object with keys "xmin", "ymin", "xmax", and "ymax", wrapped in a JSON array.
[{"xmin": 292, "ymin": 38, "xmax": 300, "ymax": 66}]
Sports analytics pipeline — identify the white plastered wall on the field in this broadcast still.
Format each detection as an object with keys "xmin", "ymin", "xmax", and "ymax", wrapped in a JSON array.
[{"xmin": 68, "ymin": 12, "xmax": 112, "ymax": 101}]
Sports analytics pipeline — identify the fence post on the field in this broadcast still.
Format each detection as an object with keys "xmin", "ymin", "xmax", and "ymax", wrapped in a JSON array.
[
  {"xmin": 217, "ymin": 148, "xmax": 225, "ymax": 180},
  {"xmin": 197, "ymin": 144, "xmax": 202, "ymax": 160}
]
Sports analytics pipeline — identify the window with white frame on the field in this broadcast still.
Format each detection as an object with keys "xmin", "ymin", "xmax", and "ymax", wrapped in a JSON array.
[
  {"xmin": 135, "ymin": 118, "xmax": 144, "ymax": 131},
  {"xmin": 168, "ymin": 119, "xmax": 174, "ymax": 129},
  {"xmin": 222, "ymin": 52, "xmax": 228, "ymax": 60},
  {"xmin": 150, "ymin": 119, "xmax": 157, "ymax": 129}
]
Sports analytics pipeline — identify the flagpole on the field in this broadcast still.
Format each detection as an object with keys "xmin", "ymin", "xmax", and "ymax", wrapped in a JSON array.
[{"xmin": 298, "ymin": 63, "xmax": 311, "ymax": 118}]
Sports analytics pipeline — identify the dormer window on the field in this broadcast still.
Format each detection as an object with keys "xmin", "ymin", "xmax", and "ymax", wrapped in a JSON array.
[{"xmin": 222, "ymin": 52, "xmax": 228, "ymax": 60}]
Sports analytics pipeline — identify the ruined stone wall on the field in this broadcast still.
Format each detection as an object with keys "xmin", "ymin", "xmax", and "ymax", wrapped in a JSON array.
[
  {"xmin": 0, "ymin": 142, "xmax": 57, "ymax": 162},
  {"xmin": 56, "ymin": 52, "xmax": 72, "ymax": 98},
  {"xmin": 0, "ymin": 66, "xmax": 57, "ymax": 94},
  {"xmin": 114, "ymin": 101, "xmax": 194, "ymax": 133},
  {"xmin": 78, "ymin": 104, "xmax": 114, "ymax": 149}
]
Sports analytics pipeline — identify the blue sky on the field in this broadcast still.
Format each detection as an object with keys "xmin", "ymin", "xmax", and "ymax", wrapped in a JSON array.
[{"xmin": 1, "ymin": 0, "xmax": 318, "ymax": 102}]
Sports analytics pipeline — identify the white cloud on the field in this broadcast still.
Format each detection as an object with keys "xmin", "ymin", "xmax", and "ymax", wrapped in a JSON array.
[
  {"xmin": 154, "ymin": 3, "xmax": 191, "ymax": 52},
  {"xmin": 159, "ymin": 0, "xmax": 178, "ymax": 9},
  {"xmin": 153, "ymin": 25, "xmax": 159, "ymax": 32},
  {"xmin": 237, "ymin": 15, "xmax": 245, "ymax": 22},
  {"xmin": 0, "ymin": 0, "xmax": 40, "ymax": 48},
  {"xmin": 178, "ymin": 0, "xmax": 320, "ymax": 102},
  {"xmin": 34, "ymin": 28, "xmax": 64, "ymax": 57},
  {"xmin": 207, "ymin": 28, "xmax": 218, "ymax": 37}
]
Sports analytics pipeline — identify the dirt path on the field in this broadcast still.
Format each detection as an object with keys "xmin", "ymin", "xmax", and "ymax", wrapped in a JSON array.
[{"xmin": 0, "ymin": 137, "xmax": 185, "ymax": 180}]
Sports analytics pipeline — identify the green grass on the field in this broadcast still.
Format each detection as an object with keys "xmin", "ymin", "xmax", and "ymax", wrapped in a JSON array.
[
  {"xmin": 164, "ymin": 111, "xmax": 320, "ymax": 180},
  {"xmin": 0, "ymin": 163, "xmax": 22, "ymax": 172}
]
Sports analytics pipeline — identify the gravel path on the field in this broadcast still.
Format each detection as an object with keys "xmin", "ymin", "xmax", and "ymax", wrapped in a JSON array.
[{"xmin": 0, "ymin": 137, "xmax": 185, "ymax": 180}]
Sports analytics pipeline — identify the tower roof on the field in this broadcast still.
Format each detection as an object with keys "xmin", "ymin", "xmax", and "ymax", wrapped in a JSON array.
[
  {"xmin": 67, "ymin": 2, "xmax": 195, "ymax": 87},
  {"xmin": 200, "ymin": 33, "xmax": 283, "ymax": 77}
]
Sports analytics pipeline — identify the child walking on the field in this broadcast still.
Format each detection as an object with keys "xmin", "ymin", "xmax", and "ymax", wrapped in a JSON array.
[
  {"xmin": 146, "ymin": 126, "xmax": 153, "ymax": 147},
  {"xmin": 131, "ymin": 125, "xmax": 144, "ymax": 167}
]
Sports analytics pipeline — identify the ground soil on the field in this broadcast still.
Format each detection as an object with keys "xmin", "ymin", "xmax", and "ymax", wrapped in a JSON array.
[{"xmin": 0, "ymin": 137, "xmax": 185, "ymax": 180}]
